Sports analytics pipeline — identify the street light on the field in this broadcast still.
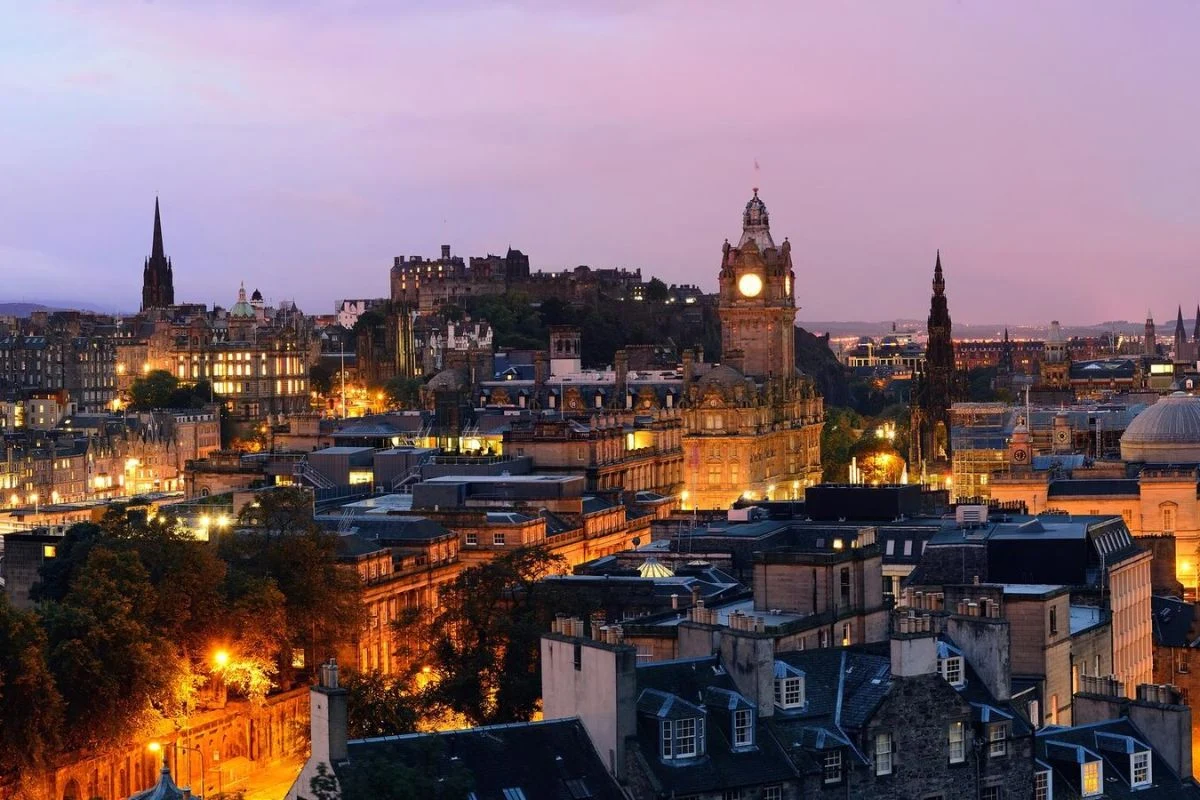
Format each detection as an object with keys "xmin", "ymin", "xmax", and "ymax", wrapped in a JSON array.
[{"xmin": 149, "ymin": 740, "xmax": 211, "ymax": 797}]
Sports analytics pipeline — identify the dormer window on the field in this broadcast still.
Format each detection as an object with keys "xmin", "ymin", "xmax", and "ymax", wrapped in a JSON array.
[
  {"xmin": 1081, "ymin": 760, "xmax": 1102, "ymax": 797},
  {"xmin": 938, "ymin": 655, "xmax": 965, "ymax": 688},
  {"xmin": 1034, "ymin": 769, "xmax": 1052, "ymax": 800},
  {"xmin": 660, "ymin": 717, "xmax": 705, "ymax": 760},
  {"xmin": 774, "ymin": 675, "xmax": 805, "ymax": 709},
  {"xmin": 733, "ymin": 708, "xmax": 754, "ymax": 747},
  {"xmin": 1131, "ymin": 750, "xmax": 1151, "ymax": 787}
]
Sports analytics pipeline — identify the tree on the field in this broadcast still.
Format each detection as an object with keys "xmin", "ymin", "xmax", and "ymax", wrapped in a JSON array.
[
  {"xmin": 310, "ymin": 363, "xmax": 334, "ymax": 395},
  {"xmin": 224, "ymin": 488, "xmax": 362, "ymax": 680},
  {"xmin": 309, "ymin": 742, "xmax": 472, "ymax": 800},
  {"xmin": 644, "ymin": 277, "xmax": 669, "ymax": 303},
  {"xmin": 0, "ymin": 594, "xmax": 63, "ymax": 781},
  {"xmin": 411, "ymin": 547, "xmax": 565, "ymax": 726},
  {"xmin": 382, "ymin": 376, "xmax": 423, "ymax": 410},
  {"xmin": 821, "ymin": 407, "xmax": 864, "ymax": 482},
  {"xmin": 41, "ymin": 547, "xmax": 188, "ymax": 750},
  {"xmin": 130, "ymin": 369, "xmax": 181, "ymax": 410},
  {"xmin": 343, "ymin": 670, "xmax": 422, "ymax": 739}
]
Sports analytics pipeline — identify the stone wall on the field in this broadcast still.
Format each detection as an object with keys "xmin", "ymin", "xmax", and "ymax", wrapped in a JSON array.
[{"xmin": 4, "ymin": 688, "xmax": 308, "ymax": 800}]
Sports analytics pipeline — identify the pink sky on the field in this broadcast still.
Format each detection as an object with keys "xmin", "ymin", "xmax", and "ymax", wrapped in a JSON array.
[{"xmin": 2, "ymin": 2, "xmax": 1199, "ymax": 324}]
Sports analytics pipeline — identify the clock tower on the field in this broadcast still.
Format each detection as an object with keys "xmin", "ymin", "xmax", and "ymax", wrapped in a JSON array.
[{"xmin": 717, "ymin": 189, "xmax": 797, "ymax": 380}]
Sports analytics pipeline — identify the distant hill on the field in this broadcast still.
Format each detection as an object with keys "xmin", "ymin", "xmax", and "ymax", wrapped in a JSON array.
[{"xmin": 0, "ymin": 301, "xmax": 115, "ymax": 316}]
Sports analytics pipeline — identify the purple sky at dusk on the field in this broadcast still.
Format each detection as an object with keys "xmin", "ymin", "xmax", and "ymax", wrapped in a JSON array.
[{"xmin": 3, "ymin": 2, "xmax": 1199, "ymax": 325}]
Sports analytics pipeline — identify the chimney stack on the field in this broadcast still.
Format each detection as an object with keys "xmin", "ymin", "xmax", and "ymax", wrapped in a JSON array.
[
  {"xmin": 890, "ymin": 611, "xmax": 938, "ymax": 678},
  {"xmin": 310, "ymin": 658, "xmax": 349, "ymax": 767}
]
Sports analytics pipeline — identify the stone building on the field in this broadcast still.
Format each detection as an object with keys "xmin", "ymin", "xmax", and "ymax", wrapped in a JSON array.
[{"xmin": 542, "ymin": 609, "xmax": 1034, "ymax": 800}]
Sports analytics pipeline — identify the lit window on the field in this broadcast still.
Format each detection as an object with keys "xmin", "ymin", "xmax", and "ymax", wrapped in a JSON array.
[
  {"xmin": 42, "ymin": 544, "xmax": 56, "ymax": 558},
  {"xmin": 1034, "ymin": 770, "xmax": 1051, "ymax": 800},
  {"xmin": 948, "ymin": 721, "xmax": 966, "ymax": 764},
  {"xmin": 291, "ymin": 648, "xmax": 305, "ymax": 669},
  {"xmin": 1082, "ymin": 760, "xmax": 1102, "ymax": 796},
  {"xmin": 733, "ymin": 708, "xmax": 753, "ymax": 747},
  {"xmin": 823, "ymin": 750, "xmax": 842, "ymax": 784},
  {"xmin": 875, "ymin": 732, "xmax": 892, "ymax": 776},
  {"xmin": 1131, "ymin": 750, "xmax": 1151, "ymax": 787},
  {"xmin": 988, "ymin": 724, "xmax": 1007, "ymax": 757}
]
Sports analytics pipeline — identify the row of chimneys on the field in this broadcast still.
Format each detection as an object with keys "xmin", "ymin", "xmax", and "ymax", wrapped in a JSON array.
[
  {"xmin": 894, "ymin": 611, "xmax": 935, "ymax": 634},
  {"xmin": 956, "ymin": 597, "xmax": 1003, "ymax": 618},
  {"xmin": 549, "ymin": 615, "xmax": 626, "ymax": 645},
  {"xmin": 904, "ymin": 589, "xmax": 945, "ymax": 611}
]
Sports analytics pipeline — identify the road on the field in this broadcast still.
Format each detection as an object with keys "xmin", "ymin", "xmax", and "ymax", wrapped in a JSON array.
[{"xmin": 217, "ymin": 758, "xmax": 303, "ymax": 800}]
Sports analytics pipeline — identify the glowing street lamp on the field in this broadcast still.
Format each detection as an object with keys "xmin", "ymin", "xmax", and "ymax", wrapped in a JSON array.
[{"xmin": 213, "ymin": 649, "xmax": 230, "ymax": 669}]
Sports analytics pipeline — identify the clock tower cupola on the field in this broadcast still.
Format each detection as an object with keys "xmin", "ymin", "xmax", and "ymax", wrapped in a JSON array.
[{"xmin": 717, "ymin": 189, "xmax": 797, "ymax": 380}]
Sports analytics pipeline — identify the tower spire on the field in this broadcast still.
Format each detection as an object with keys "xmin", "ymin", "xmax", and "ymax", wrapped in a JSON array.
[{"xmin": 152, "ymin": 196, "xmax": 164, "ymax": 260}]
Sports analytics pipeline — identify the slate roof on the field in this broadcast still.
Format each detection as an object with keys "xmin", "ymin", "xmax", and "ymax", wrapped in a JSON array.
[
  {"xmin": 338, "ymin": 719, "xmax": 624, "ymax": 800},
  {"xmin": 632, "ymin": 657, "xmax": 798, "ymax": 795},
  {"xmin": 1036, "ymin": 718, "xmax": 1200, "ymax": 799},
  {"xmin": 1047, "ymin": 479, "xmax": 1140, "ymax": 498},
  {"xmin": 1151, "ymin": 595, "xmax": 1197, "ymax": 648},
  {"xmin": 323, "ymin": 515, "xmax": 454, "ymax": 543}
]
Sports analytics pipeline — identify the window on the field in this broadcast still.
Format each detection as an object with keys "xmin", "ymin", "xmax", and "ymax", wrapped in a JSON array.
[
  {"xmin": 574, "ymin": 643, "xmax": 582, "ymax": 671},
  {"xmin": 1048, "ymin": 695, "xmax": 1058, "ymax": 726},
  {"xmin": 733, "ymin": 709, "xmax": 753, "ymax": 747},
  {"xmin": 675, "ymin": 717, "xmax": 701, "ymax": 758},
  {"xmin": 939, "ymin": 656, "xmax": 964, "ymax": 687},
  {"xmin": 1049, "ymin": 607, "xmax": 1058, "ymax": 636},
  {"xmin": 823, "ymin": 750, "xmax": 842, "ymax": 784},
  {"xmin": 1180, "ymin": 657, "xmax": 1190, "ymax": 674},
  {"xmin": 988, "ymin": 724, "xmax": 1007, "ymax": 757},
  {"xmin": 875, "ymin": 732, "xmax": 893, "ymax": 776},
  {"xmin": 42, "ymin": 544, "xmax": 56, "ymax": 558},
  {"xmin": 775, "ymin": 676, "xmax": 804, "ymax": 709},
  {"xmin": 720, "ymin": 791, "xmax": 745, "ymax": 800},
  {"xmin": 493, "ymin": 532, "xmax": 506, "ymax": 546},
  {"xmin": 465, "ymin": 532, "xmax": 478, "ymax": 546},
  {"xmin": 948, "ymin": 721, "xmax": 965, "ymax": 764},
  {"xmin": 841, "ymin": 623, "xmax": 851, "ymax": 646},
  {"xmin": 886, "ymin": 539, "xmax": 895, "ymax": 555},
  {"xmin": 1034, "ymin": 770, "xmax": 1051, "ymax": 800},
  {"xmin": 1082, "ymin": 760, "xmax": 1102, "ymax": 796},
  {"xmin": 981, "ymin": 788, "xmax": 1001, "ymax": 800},
  {"xmin": 1163, "ymin": 505, "xmax": 1176, "ymax": 532},
  {"xmin": 1028, "ymin": 699, "xmax": 1040, "ymax": 729},
  {"xmin": 762, "ymin": 786, "xmax": 782, "ymax": 800},
  {"xmin": 840, "ymin": 567, "xmax": 851, "ymax": 607},
  {"xmin": 1132, "ymin": 750, "xmax": 1151, "ymax": 787},
  {"xmin": 903, "ymin": 539, "xmax": 913, "ymax": 556},
  {"xmin": 660, "ymin": 720, "xmax": 672, "ymax": 759}
]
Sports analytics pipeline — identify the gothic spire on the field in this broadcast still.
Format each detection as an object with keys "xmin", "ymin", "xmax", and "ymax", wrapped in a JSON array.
[
  {"xmin": 152, "ymin": 196, "xmax": 165, "ymax": 260},
  {"xmin": 1176, "ymin": 305, "xmax": 1186, "ymax": 336},
  {"xmin": 1193, "ymin": 305, "xmax": 1199, "ymax": 341},
  {"xmin": 933, "ymin": 250, "xmax": 945, "ymax": 295}
]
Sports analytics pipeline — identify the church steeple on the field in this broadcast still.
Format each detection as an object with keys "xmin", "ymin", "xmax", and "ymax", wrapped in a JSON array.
[
  {"xmin": 141, "ymin": 196, "xmax": 175, "ymax": 311},
  {"xmin": 152, "ymin": 196, "xmax": 165, "ymax": 261}
]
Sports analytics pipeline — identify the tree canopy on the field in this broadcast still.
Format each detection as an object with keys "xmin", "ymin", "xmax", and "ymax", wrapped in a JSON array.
[{"xmin": 400, "ymin": 546, "xmax": 565, "ymax": 727}]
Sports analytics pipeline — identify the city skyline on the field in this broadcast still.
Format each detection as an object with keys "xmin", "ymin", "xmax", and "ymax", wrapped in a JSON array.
[{"xmin": 4, "ymin": 2, "xmax": 1200, "ymax": 324}]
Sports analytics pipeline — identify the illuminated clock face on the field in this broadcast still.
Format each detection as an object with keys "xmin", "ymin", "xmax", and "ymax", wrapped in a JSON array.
[
  {"xmin": 785, "ymin": 275, "xmax": 792, "ymax": 296},
  {"xmin": 738, "ymin": 273, "xmax": 763, "ymax": 298}
]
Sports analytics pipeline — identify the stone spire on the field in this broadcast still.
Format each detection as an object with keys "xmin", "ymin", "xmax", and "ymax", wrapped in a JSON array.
[
  {"xmin": 152, "ymin": 196, "xmax": 165, "ymax": 261},
  {"xmin": 141, "ymin": 196, "xmax": 176, "ymax": 311}
]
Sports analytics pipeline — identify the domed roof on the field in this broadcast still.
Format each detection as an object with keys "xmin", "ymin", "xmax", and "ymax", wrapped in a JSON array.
[
  {"xmin": 131, "ymin": 756, "xmax": 194, "ymax": 800},
  {"xmin": 698, "ymin": 364, "xmax": 746, "ymax": 389},
  {"xmin": 738, "ymin": 188, "xmax": 775, "ymax": 251},
  {"xmin": 637, "ymin": 557, "xmax": 675, "ymax": 579},
  {"xmin": 230, "ymin": 282, "xmax": 255, "ymax": 318},
  {"xmin": 1121, "ymin": 392, "xmax": 1200, "ymax": 463},
  {"xmin": 427, "ymin": 368, "xmax": 469, "ymax": 392}
]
